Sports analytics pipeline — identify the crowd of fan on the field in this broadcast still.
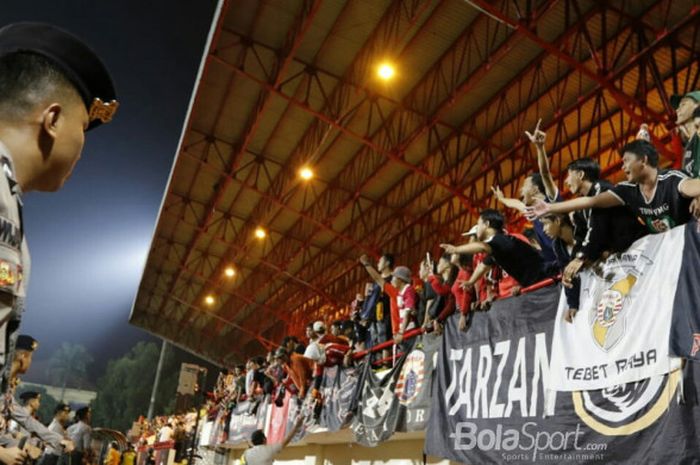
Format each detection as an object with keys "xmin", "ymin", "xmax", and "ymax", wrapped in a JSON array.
[
  {"xmin": 129, "ymin": 412, "xmax": 198, "ymax": 463},
  {"xmin": 206, "ymin": 94, "xmax": 700, "ymax": 423}
]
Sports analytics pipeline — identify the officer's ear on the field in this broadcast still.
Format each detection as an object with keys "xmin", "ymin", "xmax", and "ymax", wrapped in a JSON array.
[{"xmin": 40, "ymin": 102, "xmax": 64, "ymax": 140}]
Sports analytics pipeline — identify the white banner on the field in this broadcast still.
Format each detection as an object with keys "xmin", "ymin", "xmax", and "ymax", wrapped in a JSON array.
[{"xmin": 548, "ymin": 226, "xmax": 684, "ymax": 391}]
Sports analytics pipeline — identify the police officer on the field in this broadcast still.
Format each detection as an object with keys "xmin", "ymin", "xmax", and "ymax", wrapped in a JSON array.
[
  {"xmin": 8, "ymin": 391, "xmax": 40, "ymax": 437},
  {"xmin": 8, "ymin": 391, "xmax": 42, "ymax": 460},
  {"xmin": 0, "ymin": 24, "xmax": 116, "ymax": 464},
  {"xmin": 66, "ymin": 407, "xmax": 92, "ymax": 465},
  {"xmin": 38, "ymin": 403, "xmax": 71, "ymax": 465},
  {"xmin": 3, "ymin": 335, "xmax": 74, "ymax": 456}
]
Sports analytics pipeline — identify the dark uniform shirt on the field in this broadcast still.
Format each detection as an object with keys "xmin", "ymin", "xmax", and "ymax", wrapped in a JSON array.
[
  {"xmin": 609, "ymin": 170, "xmax": 692, "ymax": 233},
  {"xmin": 572, "ymin": 180, "xmax": 613, "ymax": 250},
  {"xmin": 683, "ymin": 133, "xmax": 700, "ymax": 178},
  {"xmin": 573, "ymin": 180, "xmax": 646, "ymax": 260},
  {"xmin": 484, "ymin": 233, "xmax": 552, "ymax": 287}
]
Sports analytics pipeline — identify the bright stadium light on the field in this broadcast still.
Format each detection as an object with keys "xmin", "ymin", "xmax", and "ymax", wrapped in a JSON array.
[
  {"xmin": 299, "ymin": 166, "xmax": 314, "ymax": 180},
  {"xmin": 377, "ymin": 62, "xmax": 396, "ymax": 81}
]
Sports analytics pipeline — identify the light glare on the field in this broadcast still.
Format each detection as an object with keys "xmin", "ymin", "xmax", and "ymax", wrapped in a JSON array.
[
  {"xmin": 224, "ymin": 267, "xmax": 236, "ymax": 278},
  {"xmin": 299, "ymin": 167, "xmax": 314, "ymax": 180},
  {"xmin": 204, "ymin": 295, "xmax": 215, "ymax": 305},
  {"xmin": 254, "ymin": 227, "xmax": 267, "ymax": 239},
  {"xmin": 377, "ymin": 62, "xmax": 396, "ymax": 80}
]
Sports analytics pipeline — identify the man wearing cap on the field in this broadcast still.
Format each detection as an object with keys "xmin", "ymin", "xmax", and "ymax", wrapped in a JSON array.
[
  {"xmin": 17, "ymin": 392, "xmax": 39, "ymax": 416},
  {"xmin": 3, "ymin": 335, "xmax": 74, "ymax": 456},
  {"xmin": 6, "ymin": 390, "xmax": 41, "ymax": 456},
  {"xmin": 302, "ymin": 323, "xmax": 325, "ymax": 363},
  {"xmin": 38, "ymin": 403, "xmax": 71, "ymax": 465},
  {"xmin": 0, "ymin": 24, "xmax": 116, "ymax": 451},
  {"xmin": 8, "ymin": 391, "xmax": 40, "ymax": 435}
]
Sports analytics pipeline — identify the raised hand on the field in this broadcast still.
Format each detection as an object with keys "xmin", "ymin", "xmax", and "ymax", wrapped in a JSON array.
[
  {"xmin": 636, "ymin": 123, "xmax": 651, "ymax": 142},
  {"xmin": 359, "ymin": 254, "xmax": 371, "ymax": 266},
  {"xmin": 524, "ymin": 118, "xmax": 546, "ymax": 148},
  {"xmin": 440, "ymin": 243, "xmax": 457, "ymax": 254},
  {"xmin": 491, "ymin": 185, "xmax": 505, "ymax": 201},
  {"xmin": 524, "ymin": 199, "xmax": 550, "ymax": 220}
]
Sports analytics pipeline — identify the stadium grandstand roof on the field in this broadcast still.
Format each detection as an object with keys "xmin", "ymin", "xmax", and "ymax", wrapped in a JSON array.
[{"xmin": 130, "ymin": 0, "xmax": 700, "ymax": 365}]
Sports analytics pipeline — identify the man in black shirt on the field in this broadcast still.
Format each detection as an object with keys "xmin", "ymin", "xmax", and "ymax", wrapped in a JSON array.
[
  {"xmin": 441, "ymin": 209, "xmax": 554, "ymax": 288},
  {"xmin": 527, "ymin": 140, "xmax": 700, "ymax": 235},
  {"xmin": 561, "ymin": 157, "xmax": 646, "ymax": 284}
]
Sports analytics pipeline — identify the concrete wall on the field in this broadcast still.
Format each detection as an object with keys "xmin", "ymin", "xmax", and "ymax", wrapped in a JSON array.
[{"xmin": 225, "ymin": 437, "xmax": 461, "ymax": 465}]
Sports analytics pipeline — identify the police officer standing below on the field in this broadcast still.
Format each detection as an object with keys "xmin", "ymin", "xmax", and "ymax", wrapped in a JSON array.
[
  {"xmin": 0, "ymin": 22, "xmax": 117, "ymax": 465},
  {"xmin": 3, "ymin": 336, "xmax": 73, "ymax": 456},
  {"xmin": 8, "ymin": 391, "xmax": 40, "ymax": 435},
  {"xmin": 38, "ymin": 403, "xmax": 71, "ymax": 465},
  {"xmin": 66, "ymin": 407, "xmax": 92, "ymax": 465}
]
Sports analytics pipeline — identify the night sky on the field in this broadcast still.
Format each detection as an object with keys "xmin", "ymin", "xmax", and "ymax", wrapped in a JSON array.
[{"xmin": 2, "ymin": 0, "xmax": 219, "ymax": 382}]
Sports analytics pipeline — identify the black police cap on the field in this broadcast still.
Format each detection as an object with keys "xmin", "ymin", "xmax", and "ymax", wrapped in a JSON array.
[
  {"xmin": 54, "ymin": 403, "xmax": 71, "ymax": 414},
  {"xmin": 16, "ymin": 335, "xmax": 38, "ymax": 352},
  {"xmin": 0, "ymin": 22, "xmax": 118, "ymax": 130},
  {"xmin": 19, "ymin": 391, "xmax": 40, "ymax": 402}
]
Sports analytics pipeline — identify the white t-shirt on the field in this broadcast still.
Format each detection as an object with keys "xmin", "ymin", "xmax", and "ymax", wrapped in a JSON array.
[
  {"xmin": 158, "ymin": 425, "xmax": 173, "ymax": 442},
  {"xmin": 303, "ymin": 341, "xmax": 325, "ymax": 363},
  {"xmin": 243, "ymin": 444, "xmax": 282, "ymax": 465}
]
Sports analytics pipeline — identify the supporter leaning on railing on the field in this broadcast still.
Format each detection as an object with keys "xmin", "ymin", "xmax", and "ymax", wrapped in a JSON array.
[
  {"xmin": 526, "ymin": 140, "xmax": 700, "ymax": 274},
  {"xmin": 191, "ymin": 103, "xmax": 700, "ymax": 444}
]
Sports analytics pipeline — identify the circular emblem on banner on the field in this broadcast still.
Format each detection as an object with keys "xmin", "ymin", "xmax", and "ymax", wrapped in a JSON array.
[
  {"xmin": 395, "ymin": 350, "xmax": 425, "ymax": 406},
  {"xmin": 596, "ymin": 290, "xmax": 623, "ymax": 328},
  {"xmin": 572, "ymin": 369, "xmax": 680, "ymax": 436}
]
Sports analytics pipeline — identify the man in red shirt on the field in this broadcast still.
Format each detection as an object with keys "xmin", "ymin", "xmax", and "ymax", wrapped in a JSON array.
[
  {"xmin": 390, "ymin": 266, "xmax": 418, "ymax": 347},
  {"xmin": 424, "ymin": 254, "xmax": 457, "ymax": 334},
  {"xmin": 359, "ymin": 253, "xmax": 398, "ymax": 362},
  {"xmin": 450, "ymin": 254, "xmax": 474, "ymax": 331}
]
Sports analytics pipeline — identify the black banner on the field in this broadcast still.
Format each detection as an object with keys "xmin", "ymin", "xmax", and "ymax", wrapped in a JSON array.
[
  {"xmin": 426, "ymin": 285, "xmax": 700, "ymax": 464},
  {"xmin": 396, "ymin": 333, "xmax": 440, "ymax": 432},
  {"xmin": 319, "ymin": 365, "xmax": 359, "ymax": 432},
  {"xmin": 670, "ymin": 222, "xmax": 700, "ymax": 361},
  {"xmin": 351, "ymin": 353, "xmax": 407, "ymax": 446}
]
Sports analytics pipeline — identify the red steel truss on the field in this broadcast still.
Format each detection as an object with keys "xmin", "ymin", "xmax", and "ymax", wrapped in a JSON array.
[{"xmin": 131, "ymin": 0, "xmax": 700, "ymax": 365}]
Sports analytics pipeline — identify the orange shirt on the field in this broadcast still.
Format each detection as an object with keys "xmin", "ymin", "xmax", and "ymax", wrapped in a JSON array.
[
  {"xmin": 286, "ymin": 354, "xmax": 314, "ymax": 398},
  {"xmin": 383, "ymin": 282, "xmax": 400, "ymax": 335}
]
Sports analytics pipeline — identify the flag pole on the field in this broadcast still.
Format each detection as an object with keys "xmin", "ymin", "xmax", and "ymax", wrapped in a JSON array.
[{"xmin": 148, "ymin": 340, "xmax": 168, "ymax": 420}]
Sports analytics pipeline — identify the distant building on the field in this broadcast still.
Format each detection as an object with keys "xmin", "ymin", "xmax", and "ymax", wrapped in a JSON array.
[{"xmin": 20, "ymin": 382, "xmax": 97, "ymax": 408}]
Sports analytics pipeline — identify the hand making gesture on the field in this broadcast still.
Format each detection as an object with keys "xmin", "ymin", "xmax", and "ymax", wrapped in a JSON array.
[{"xmin": 524, "ymin": 118, "xmax": 546, "ymax": 149}]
